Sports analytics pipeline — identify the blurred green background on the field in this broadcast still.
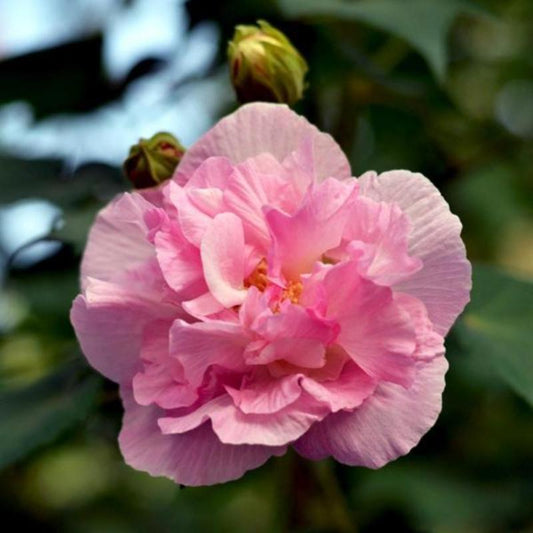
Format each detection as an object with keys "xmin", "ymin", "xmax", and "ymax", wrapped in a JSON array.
[{"xmin": 0, "ymin": 0, "xmax": 532, "ymax": 531}]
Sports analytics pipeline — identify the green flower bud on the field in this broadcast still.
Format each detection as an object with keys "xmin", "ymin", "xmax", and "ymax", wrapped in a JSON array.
[
  {"xmin": 228, "ymin": 20, "xmax": 308, "ymax": 106},
  {"xmin": 123, "ymin": 132, "xmax": 185, "ymax": 189}
]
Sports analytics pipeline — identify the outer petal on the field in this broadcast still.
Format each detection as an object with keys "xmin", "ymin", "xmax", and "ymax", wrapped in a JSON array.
[
  {"xmin": 174, "ymin": 102, "xmax": 351, "ymax": 184},
  {"xmin": 281, "ymin": 136, "xmax": 324, "ymax": 194},
  {"xmin": 185, "ymin": 156, "xmax": 234, "ymax": 189},
  {"xmin": 80, "ymin": 192, "xmax": 162, "ymax": 289},
  {"xmin": 294, "ymin": 357, "xmax": 448, "ymax": 467},
  {"xmin": 70, "ymin": 276, "xmax": 178, "ymax": 384},
  {"xmin": 358, "ymin": 170, "xmax": 471, "ymax": 335},
  {"xmin": 119, "ymin": 388, "xmax": 285, "ymax": 487}
]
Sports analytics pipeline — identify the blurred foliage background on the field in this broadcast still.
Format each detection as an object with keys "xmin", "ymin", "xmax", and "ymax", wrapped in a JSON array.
[{"xmin": 0, "ymin": 0, "xmax": 532, "ymax": 531}]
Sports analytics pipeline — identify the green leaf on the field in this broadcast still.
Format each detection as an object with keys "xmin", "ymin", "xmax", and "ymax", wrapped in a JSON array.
[
  {"xmin": 0, "ymin": 36, "xmax": 116, "ymax": 119},
  {"xmin": 0, "ymin": 155, "xmax": 124, "ymax": 208},
  {"xmin": 457, "ymin": 265, "xmax": 533, "ymax": 406},
  {"xmin": 0, "ymin": 362, "xmax": 102, "ymax": 469},
  {"xmin": 52, "ymin": 205, "xmax": 101, "ymax": 254},
  {"xmin": 278, "ymin": 0, "xmax": 484, "ymax": 81},
  {"xmin": 356, "ymin": 461, "xmax": 525, "ymax": 531}
]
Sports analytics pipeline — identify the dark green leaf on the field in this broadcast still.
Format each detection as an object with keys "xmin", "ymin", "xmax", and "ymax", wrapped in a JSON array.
[
  {"xmin": 457, "ymin": 265, "xmax": 533, "ymax": 406},
  {"xmin": 356, "ymin": 461, "xmax": 525, "ymax": 531},
  {"xmin": 52, "ymin": 205, "xmax": 101, "ymax": 254},
  {"xmin": 0, "ymin": 155, "xmax": 124, "ymax": 208},
  {"xmin": 0, "ymin": 362, "xmax": 102, "ymax": 469},
  {"xmin": 0, "ymin": 37, "xmax": 120, "ymax": 119},
  {"xmin": 278, "ymin": 0, "xmax": 485, "ymax": 80}
]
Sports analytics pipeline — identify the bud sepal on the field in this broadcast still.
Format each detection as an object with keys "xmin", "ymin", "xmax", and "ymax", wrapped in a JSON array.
[
  {"xmin": 123, "ymin": 132, "xmax": 185, "ymax": 189},
  {"xmin": 228, "ymin": 20, "xmax": 308, "ymax": 106}
]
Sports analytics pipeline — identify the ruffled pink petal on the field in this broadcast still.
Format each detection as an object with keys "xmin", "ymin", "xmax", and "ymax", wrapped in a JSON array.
[
  {"xmin": 254, "ymin": 302, "xmax": 337, "ymax": 344},
  {"xmin": 248, "ymin": 303, "xmax": 338, "ymax": 368},
  {"xmin": 157, "ymin": 395, "xmax": 228, "ymax": 435},
  {"xmin": 119, "ymin": 388, "xmax": 285, "ymax": 486},
  {"xmin": 306, "ymin": 344, "xmax": 349, "ymax": 382},
  {"xmin": 253, "ymin": 339, "xmax": 326, "ymax": 368},
  {"xmin": 214, "ymin": 392, "xmax": 331, "ymax": 446},
  {"xmin": 225, "ymin": 373, "xmax": 302, "ymax": 414},
  {"xmin": 154, "ymin": 221, "xmax": 205, "ymax": 298},
  {"xmin": 223, "ymin": 153, "xmax": 301, "ymax": 250},
  {"xmin": 165, "ymin": 182, "xmax": 212, "ymax": 247},
  {"xmin": 301, "ymin": 361, "xmax": 376, "ymax": 412},
  {"xmin": 80, "ymin": 192, "xmax": 162, "ymax": 290},
  {"xmin": 266, "ymin": 178, "xmax": 358, "ymax": 280},
  {"xmin": 132, "ymin": 321, "xmax": 198, "ymax": 409},
  {"xmin": 239, "ymin": 286, "xmax": 270, "ymax": 329},
  {"xmin": 165, "ymin": 179, "xmax": 227, "ymax": 249},
  {"xmin": 170, "ymin": 319, "xmax": 249, "ymax": 387},
  {"xmin": 294, "ymin": 357, "xmax": 448, "ymax": 467},
  {"xmin": 174, "ymin": 103, "xmax": 351, "ymax": 184},
  {"xmin": 187, "ymin": 188, "xmax": 225, "ymax": 219},
  {"xmin": 200, "ymin": 212, "xmax": 247, "ymax": 307},
  {"xmin": 70, "ymin": 276, "xmax": 179, "ymax": 383},
  {"xmin": 320, "ymin": 262, "xmax": 416, "ymax": 386},
  {"xmin": 133, "ymin": 364, "xmax": 197, "ymax": 409},
  {"xmin": 358, "ymin": 170, "xmax": 471, "ymax": 335},
  {"xmin": 159, "ymin": 392, "xmax": 329, "ymax": 447},
  {"xmin": 335, "ymin": 195, "xmax": 422, "ymax": 286},
  {"xmin": 394, "ymin": 293, "xmax": 445, "ymax": 360},
  {"xmin": 182, "ymin": 292, "xmax": 225, "ymax": 320}
]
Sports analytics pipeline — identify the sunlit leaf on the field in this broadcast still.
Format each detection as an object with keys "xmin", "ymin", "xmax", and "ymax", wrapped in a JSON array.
[
  {"xmin": 457, "ymin": 265, "xmax": 533, "ymax": 407},
  {"xmin": 278, "ymin": 0, "xmax": 484, "ymax": 80},
  {"xmin": 0, "ymin": 362, "xmax": 102, "ymax": 469}
]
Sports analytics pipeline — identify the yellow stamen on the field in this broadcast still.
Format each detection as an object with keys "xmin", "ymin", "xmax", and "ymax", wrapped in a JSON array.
[
  {"xmin": 281, "ymin": 280, "xmax": 303, "ymax": 304},
  {"xmin": 245, "ymin": 258, "xmax": 268, "ymax": 292},
  {"xmin": 245, "ymin": 258, "xmax": 303, "ymax": 306}
]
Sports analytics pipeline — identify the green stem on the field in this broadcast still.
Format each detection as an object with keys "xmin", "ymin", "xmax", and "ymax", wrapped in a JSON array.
[
  {"xmin": 280, "ymin": 452, "xmax": 356, "ymax": 532},
  {"xmin": 311, "ymin": 460, "xmax": 357, "ymax": 533}
]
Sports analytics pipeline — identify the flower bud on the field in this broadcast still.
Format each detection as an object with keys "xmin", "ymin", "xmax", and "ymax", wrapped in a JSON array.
[
  {"xmin": 123, "ymin": 132, "xmax": 185, "ymax": 189},
  {"xmin": 228, "ymin": 20, "xmax": 308, "ymax": 106}
]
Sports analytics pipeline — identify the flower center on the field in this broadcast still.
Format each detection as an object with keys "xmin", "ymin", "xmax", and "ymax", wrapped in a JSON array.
[
  {"xmin": 281, "ymin": 280, "xmax": 303, "ymax": 304},
  {"xmin": 245, "ymin": 258, "xmax": 303, "ymax": 305},
  {"xmin": 245, "ymin": 258, "xmax": 268, "ymax": 291}
]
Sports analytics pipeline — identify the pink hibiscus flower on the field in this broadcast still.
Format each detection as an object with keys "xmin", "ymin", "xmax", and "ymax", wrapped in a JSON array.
[{"xmin": 71, "ymin": 103, "xmax": 471, "ymax": 486}]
